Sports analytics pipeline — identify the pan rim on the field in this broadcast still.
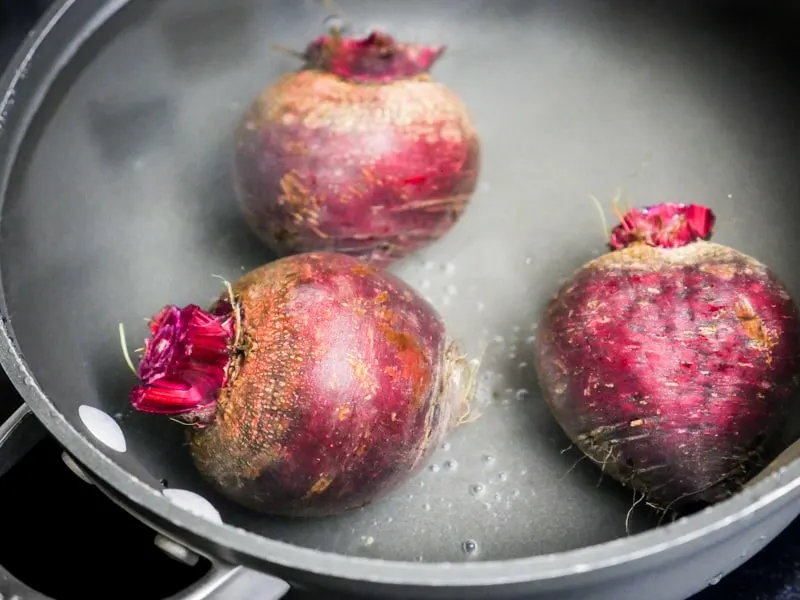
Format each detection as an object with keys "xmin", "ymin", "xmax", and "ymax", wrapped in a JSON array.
[{"xmin": 1, "ymin": 0, "xmax": 799, "ymax": 589}]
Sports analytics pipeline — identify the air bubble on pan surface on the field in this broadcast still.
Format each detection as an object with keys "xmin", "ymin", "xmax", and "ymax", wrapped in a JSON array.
[
  {"xmin": 163, "ymin": 488, "xmax": 223, "ymax": 524},
  {"xmin": 77, "ymin": 405, "xmax": 127, "ymax": 453}
]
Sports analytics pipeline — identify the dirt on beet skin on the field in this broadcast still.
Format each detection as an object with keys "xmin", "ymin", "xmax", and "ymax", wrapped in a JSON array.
[
  {"xmin": 188, "ymin": 253, "xmax": 473, "ymax": 517},
  {"xmin": 534, "ymin": 240, "xmax": 800, "ymax": 511}
]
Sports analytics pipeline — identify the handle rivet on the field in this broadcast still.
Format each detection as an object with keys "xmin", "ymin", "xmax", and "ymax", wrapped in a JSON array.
[
  {"xmin": 60, "ymin": 452, "xmax": 93, "ymax": 485},
  {"xmin": 154, "ymin": 534, "xmax": 200, "ymax": 567}
]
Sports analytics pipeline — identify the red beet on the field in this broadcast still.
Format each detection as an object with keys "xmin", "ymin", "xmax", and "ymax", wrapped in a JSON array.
[
  {"xmin": 533, "ymin": 203, "xmax": 800, "ymax": 511},
  {"xmin": 129, "ymin": 252, "xmax": 477, "ymax": 517},
  {"xmin": 233, "ymin": 30, "xmax": 481, "ymax": 267}
]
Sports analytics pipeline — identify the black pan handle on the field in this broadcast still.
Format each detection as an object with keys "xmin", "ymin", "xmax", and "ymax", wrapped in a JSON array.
[
  {"xmin": 166, "ymin": 563, "xmax": 290, "ymax": 600},
  {"xmin": 0, "ymin": 404, "xmax": 290, "ymax": 600}
]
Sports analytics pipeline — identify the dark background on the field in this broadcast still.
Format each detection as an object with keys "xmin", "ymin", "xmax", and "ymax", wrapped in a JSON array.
[{"xmin": 0, "ymin": 1, "xmax": 799, "ymax": 599}]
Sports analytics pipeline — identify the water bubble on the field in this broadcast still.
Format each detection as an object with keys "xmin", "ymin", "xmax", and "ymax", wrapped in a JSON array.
[
  {"xmin": 516, "ymin": 389, "xmax": 529, "ymax": 400},
  {"xmin": 518, "ymin": 362, "xmax": 529, "ymax": 370},
  {"xmin": 446, "ymin": 284, "xmax": 458, "ymax": 296},
  {"xmin": 526, "ymin": 335, "xmax": 536, "ymax": 345},
  {"xmin": 23, "ymin": 375, "xmax": 34, "ymax": 386},
  {"xmin": 493, "ymin": 492, "xmax": 502, "ymax": 501},
  {"xmin": 707, "ymin": 573, "xmax": 723, "ymax": 586},
  {"xmin": 461, "ymin": 539, "xmax": 480, "ymax": 556},
  {"xmin": 429, "ymin": 464, "xmax": 441, "ymax": 473},
  {"xmin": 483, "ymin": 502, "xmax": 492, "ymax": 510},
  {"xmin": 423, "ymin": 503, "xmax": 431, "ymax": 511},
  {"xmin": 443, "ymin": 459, "xmax": 458, "ymax": 471},
  {"xmin": 444, "ymin": 263, "xmax": 456, "ymax": 276},
  {"xmin": 525, "ymin": 257, "xmax": 532, "ymax": 265},
  {"xmin": 415, "ymin": 555, "xmax": 424, "ymax": 562},
  {"xmin": 520, "ymin": 469, "xmax": 528, "ymax": 476},
  {"xmin": 387, "ymin": 517, "xmax": 393, "ymax": 523},
  {"xmin": 407, "ymin": 494, "xmax": 414, "ymax": 500},
  {"xmin": 420, "ymin": 279, "xmax": 431, "ymax": 290},
  {"xmin": 424, "ymin": 261, "xmax": 435, "ymax": 270},
  {"xmin": 498, "ymin": 472, "xmax": 508, "ymax": 482},
  {"xmin": 493, "ymin": 335, "xmax": 505, "ymax": 344},
  {"xmin": 508, "ymin": 352, "xmax": 517, "ymax": 360},
  {"xmin": 511, "ymin": 489, "xmax": 521, "ymax": 498},
  {"xmin": 482, "ymin": 454, "xmax": 495, "ymax": 464},
  {"xmin": 477, "ymin": 301, "xmax": 485, "ymax": 312},
  {"xmin": 441, "ymin": 442, "xmax": 451, "ymax": 451},
  {"xmin": 512, "ymin": 325, "xmax": 521, "ymax": 333},
  {"xmin": 442, "ymin": 296, "xmax": 452, "ymax": 307},
  {"xmin": 362, "ymin": 536, "xmax": 375, "ymax": 546},
  {"xmin": 469, "ymin": 484, "xmax": 485, "ymax": 497}
]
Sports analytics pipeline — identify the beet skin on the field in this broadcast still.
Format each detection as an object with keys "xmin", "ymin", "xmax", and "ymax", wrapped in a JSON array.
[
  {"xmin": 233, "ymin": 31, "xmax": 481, "ymax": 267},
  {"xmin": 130, "ymin": 252, "xmax": 476, "ymax": 517},
  {"xmin": 533, "ymin": 204, "xmax": 800, "ymax": 511}
]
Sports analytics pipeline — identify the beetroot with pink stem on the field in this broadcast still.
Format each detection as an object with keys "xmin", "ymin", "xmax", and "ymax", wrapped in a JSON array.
[
  {"xmin": 233, "ymin": 29, "xmax": 481, "ymax": 267},
  {"xmin": 533, "ymin": 203, "xmax": 800, "ymax": 512},
  {"xmin": 128, "ymin": 252, "xmax": 477, "ymax": 517}
]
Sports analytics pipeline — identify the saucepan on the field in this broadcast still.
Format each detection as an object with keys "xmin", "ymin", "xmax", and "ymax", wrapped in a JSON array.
[{"xmin": 1, "ymin": 1, "xmax": 800, "ymax": 598}]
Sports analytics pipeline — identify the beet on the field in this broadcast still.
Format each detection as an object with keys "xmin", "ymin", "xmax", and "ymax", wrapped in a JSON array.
[
  {"xmin": 533, "ymin": 203, "xmax": 800, "ymax": 511},
  {"xmin": 129, "ymin": 252, "xmax": 477, "ymax": 517},
  {"xmin": 233, "ymin": 30, "xmax": 481, "ymax": 267}
]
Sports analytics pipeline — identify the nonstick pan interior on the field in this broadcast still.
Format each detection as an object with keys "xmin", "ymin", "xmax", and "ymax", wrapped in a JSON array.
[{"xmin": 3, "ymin": 0, "xmax": 800, "ymax": 564}]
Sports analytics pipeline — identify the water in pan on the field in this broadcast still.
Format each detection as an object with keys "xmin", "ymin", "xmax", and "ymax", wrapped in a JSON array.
[{"xmin": 3, "ymin": 0, "xmax": 800, "ymax": 563}]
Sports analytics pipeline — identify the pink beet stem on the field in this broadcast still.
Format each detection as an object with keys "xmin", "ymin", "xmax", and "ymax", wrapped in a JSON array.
[
  {"xmin": 609, "ymin": 203, "xmax": 716, "ymax": 250},
  {"xmin": 611, "ymin": 202, "xmax": 631, "ymax": 233},
  {"xmin": 303, "ymin": 30, "xmax": 445, "ymax": 84},
  {"xmin": 130, "ymin": 303, "xmax": 235, "ymax": 422}
]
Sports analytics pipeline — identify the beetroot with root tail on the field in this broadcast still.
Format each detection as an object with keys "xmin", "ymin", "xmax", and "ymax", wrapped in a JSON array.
[
  {"xmin": 129, "ymin": 252, "xmax": 477, "ymax": 517},
  {"xmin": 533, "ymin": 203, "xmax": 800, "ymax": 512},
  {"xmin": 233, "ymin": 29, "xmax": 481, "ymax": 267}
]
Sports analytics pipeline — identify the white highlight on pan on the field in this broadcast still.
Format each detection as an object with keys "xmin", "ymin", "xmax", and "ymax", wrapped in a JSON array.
[
  {"xmin": 163, "ymin": 488, "xmax": 223, "ymax": 524},
  {"xmin": 78, "ymin": 404, "xmax": 127, "ymax": 453}
]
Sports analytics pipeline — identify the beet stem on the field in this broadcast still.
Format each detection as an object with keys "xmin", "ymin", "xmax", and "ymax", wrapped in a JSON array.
[
  {"xmin": 128, "ymin": 304, "xmax": 235, "ymax": 425},
  {"xmin": 271, "ymin": 44, "xmax": 306, "ymax": 60},
  {"xmin": 622, "ymin": 190, "xmax": 633, "ymax": 212},
  {"xmin": 588, "ymin": 194, "xmax": 609, "ymax": 243},
  {"xmin": 118, "ymin": 322, "xmax": 137, "ymax": 376},
  {"xmin": 611, "ymin": 199, "xmax": 629, "ymax": 232},
  {"xmin": 212, "ymin": 274, "xmax": 242, "ymax": 348}
]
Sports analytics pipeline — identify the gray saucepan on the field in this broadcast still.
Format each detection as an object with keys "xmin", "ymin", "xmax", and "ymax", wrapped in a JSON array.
[{"xmin": 1, "ymin": 0, "xmax": 800, "ymax": 598}]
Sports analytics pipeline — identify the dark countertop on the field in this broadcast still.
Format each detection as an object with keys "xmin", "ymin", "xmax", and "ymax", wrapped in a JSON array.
[
  {"xmin": 1, "ymin": 1, "xmax": 799, "ymax": 599},
  {"xmin": 694, "ymin": 525, "xmax": 800, "ymax": 600}
]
